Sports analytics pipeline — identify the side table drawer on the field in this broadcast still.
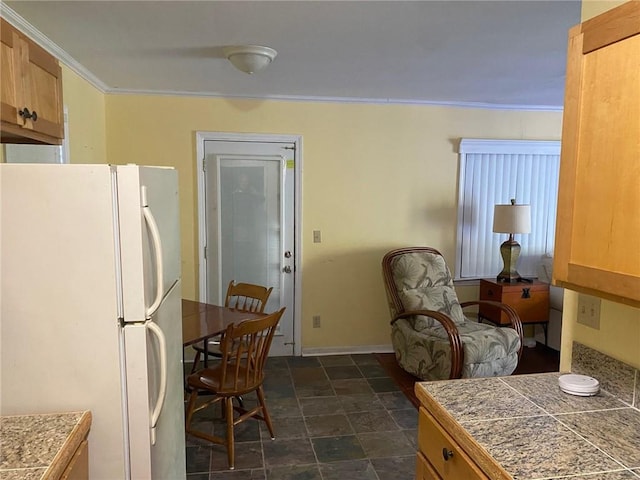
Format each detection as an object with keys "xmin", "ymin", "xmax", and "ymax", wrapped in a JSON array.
[
  {"xmin": 479, "ymin": 279, "xmax": 549, "ymax": 325},
  {"xmin": 418, "ymin": 408, "xmax": 488, "ymax": 480},
  {"xmin": 501, "ymin": 289, "xmax": 549, "ymax": 323}
]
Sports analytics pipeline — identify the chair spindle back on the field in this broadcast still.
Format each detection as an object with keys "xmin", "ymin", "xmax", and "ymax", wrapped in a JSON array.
[
  {"xmin": 217, "ymin": 308, "xmax": 284, "ymax": 394},
  {"xmin": 224, "ymin": 281, "xmax": 273, "ymax": 313}
]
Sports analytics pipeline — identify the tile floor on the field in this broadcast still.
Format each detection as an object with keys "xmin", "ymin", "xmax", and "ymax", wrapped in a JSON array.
[{"xmin": 185, "ymin": 354, "xmax": 417, "ymax": 479}]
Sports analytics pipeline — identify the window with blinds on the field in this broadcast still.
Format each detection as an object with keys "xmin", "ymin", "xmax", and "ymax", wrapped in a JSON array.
[{"xmin": 455, "ymin": 139, "xmax": 561, "ymax": 280}]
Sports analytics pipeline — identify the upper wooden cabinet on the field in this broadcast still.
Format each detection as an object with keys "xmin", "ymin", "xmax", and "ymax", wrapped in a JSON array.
[
  {"xmin": 553, "ymin": 1, "xmax": 640, "ymax": 307},
  {"xmin": 1, "ymin": 18, "xmax": 64, "ymax": 145}
]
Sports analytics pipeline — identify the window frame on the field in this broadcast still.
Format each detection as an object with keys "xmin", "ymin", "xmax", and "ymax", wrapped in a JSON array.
[{"xmin": 454, "ymin": 138, "xmax": 561, "ymax": 281}]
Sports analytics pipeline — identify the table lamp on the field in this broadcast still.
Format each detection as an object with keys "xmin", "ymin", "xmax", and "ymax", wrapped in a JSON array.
[{"xmin": 493, "ymin": 199, "xmax": 531, "ymax": 283}]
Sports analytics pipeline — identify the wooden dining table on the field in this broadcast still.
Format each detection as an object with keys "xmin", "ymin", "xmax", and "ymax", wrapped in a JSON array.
[{"xmin": 182, "ymin": 299, "xmax": 264, "ymax": 367}]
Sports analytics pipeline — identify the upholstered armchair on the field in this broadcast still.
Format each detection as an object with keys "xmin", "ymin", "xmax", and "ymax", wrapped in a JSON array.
[{"xmin": 382, "ymin": 247, "xmax": 523, "ymax": 381}]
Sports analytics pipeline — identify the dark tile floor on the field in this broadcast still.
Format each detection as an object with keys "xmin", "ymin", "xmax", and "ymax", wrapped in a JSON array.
[{"xmin": 185, "ymin": 354, "xmax": 417, "ymax": 479}]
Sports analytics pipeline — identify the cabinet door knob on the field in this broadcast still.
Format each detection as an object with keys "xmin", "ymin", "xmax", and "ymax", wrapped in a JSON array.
[
  {"xmin": 18, "ymin": 108, "xmax": 37, "ymax": 121},
  {"xmin": 521, "ymin": 287, "xmax": 531, "ymax": 299},
  {"xmin": 442, "ymin": 448, "xmax": 454, "ymax": 461}
]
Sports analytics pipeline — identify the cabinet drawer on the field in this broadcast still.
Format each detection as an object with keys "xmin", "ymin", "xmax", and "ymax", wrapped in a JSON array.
[
  {"xmin": 416, "ymin": 451, "xmax": 441, "ymax": 480},
  {"xmin": 501, "ymin": 289, "xmax": 549, "ymax": 323},
  {"xmin": 418, "ymin": 408, "xmax": 488, "ymax": 480}
]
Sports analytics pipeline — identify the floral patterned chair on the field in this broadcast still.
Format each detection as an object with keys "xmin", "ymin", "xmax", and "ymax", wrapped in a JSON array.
[{"xmin": 382, "ymin": 247, "xmax": 523, "ymax": 381}]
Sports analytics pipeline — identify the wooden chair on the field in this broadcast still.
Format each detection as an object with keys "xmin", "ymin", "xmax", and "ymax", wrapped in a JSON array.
[
  {"xmin": 189, "ymin": 281, "xmax": 273, "ymax": 374},
  {"xmin": 185, "ymin": 308, "xmax": 285, "ymax": 470}
]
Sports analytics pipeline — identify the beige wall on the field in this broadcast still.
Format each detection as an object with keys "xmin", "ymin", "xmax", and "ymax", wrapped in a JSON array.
[
  {"xmin": 558, "ymin": 0, "xmax": 640, "ymax": 371},
  {"xmin": 581, "ymin": 0, "xmax": 625, "ymax": 19},
  {"xmin": 103, "ymin": 94, "xmax": 561, "ymax": 350},
  {"xmin": 61, "ymin": 66, "xmax": 107, "ymax": 165}
]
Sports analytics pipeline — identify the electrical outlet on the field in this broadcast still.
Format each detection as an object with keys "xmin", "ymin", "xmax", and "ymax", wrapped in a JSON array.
[
  {"xmin": 312, "ymin": 315, "xmax": 321, "ymax": 328},
  {"xmin": 313, "ymin": 230, "xmax": 322, "ymax": 243},
  {"xmin": 577, "ymin": 294, "xmax": 601, "ymax": 329}
]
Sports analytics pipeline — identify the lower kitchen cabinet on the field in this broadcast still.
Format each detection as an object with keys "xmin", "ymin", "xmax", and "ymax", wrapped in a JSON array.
[
  {"xmin": 0, "ymin": 411, "xmax": 91, "ymax": 480},
  {"xmin": 416, "ymin": 452, "xmax": 440, "ymax": 480},
  {"xmin": 415, "ymin": 372, "xmax": 640, "ymax": 479},
  {"xmin": 61, "ymin": 439, "xmax": 89, "ymax": 480},
  {"xmin": 417, "ymin": 407, "xmax": 489, "ymax": 480}
]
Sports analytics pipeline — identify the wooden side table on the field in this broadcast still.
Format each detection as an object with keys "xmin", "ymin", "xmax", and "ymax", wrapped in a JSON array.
[{"xmin": 478, "ymin": 278, "xmax": 550, "ymax": 344}]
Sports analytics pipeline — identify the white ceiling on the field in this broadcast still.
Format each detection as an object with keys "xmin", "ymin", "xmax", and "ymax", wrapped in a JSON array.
[{"xmin": 3, "ymin": 1, "xmax": 581, "ymax": 109}]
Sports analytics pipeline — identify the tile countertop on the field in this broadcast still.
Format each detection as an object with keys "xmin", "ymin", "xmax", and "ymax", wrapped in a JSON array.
[
  {"xmin": 0, "ymin": 411, "xmax": 91, "ymax": 480},
  {"xmin": 416, "ymin": 372, "xmax": 640, "ymax": 479}
]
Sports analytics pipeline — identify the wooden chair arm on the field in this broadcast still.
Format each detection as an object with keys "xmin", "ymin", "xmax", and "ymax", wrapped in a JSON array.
[
  {"xmin": 391, "ymin": 309, "xmax": 464, "ymax": 379},
  {"xmin": 460, "ymin": 300, "xmax": 524, "ymax": 359}
]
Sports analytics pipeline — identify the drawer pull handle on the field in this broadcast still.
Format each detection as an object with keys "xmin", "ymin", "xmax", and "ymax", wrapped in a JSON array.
[
  {"xmin": 442, "ymin": 448, "xmax": 454, "ymax": 461},
  {"xmin": 522, "ymin": 287, "xmax": 531, "ymax": 299}
]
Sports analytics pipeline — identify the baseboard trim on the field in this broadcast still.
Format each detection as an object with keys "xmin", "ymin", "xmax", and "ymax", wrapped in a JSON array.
[
  {"xmin": 301, "ymin": 345, "xmax": 394, "ymax": 357},
  {"xmin": 185, "ymin": 344, "xmax": 396, "ymax": 361}
]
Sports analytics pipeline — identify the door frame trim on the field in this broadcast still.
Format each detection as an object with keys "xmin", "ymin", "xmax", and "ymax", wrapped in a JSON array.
[{"xmin": 195, "ymin": 131, "xmax": 302, "ymax": 356}]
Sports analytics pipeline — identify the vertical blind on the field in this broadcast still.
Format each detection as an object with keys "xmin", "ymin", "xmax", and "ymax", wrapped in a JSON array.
[{"xmin": 455, "ymin": 139, "xmax": 561, "ymax": 280}]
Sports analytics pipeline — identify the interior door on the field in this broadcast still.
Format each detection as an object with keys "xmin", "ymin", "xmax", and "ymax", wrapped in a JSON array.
[{"xmin": 202, "ymin": 139, "xmax": 295, "ymax": 356}]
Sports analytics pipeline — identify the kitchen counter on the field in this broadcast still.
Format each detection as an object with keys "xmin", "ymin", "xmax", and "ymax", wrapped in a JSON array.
[
  {"xmin": 416, "ymin": 372, "xmax": 640, "ymax": 479},
  {"xmin": 0, "ymin": 411, "xmax": 91, "ymax": 480}
]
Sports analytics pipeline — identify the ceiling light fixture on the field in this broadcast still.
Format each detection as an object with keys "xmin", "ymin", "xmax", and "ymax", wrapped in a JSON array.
[{"xmin": 223, "ymin": 45, "xmax": 277, "ymax": 74}]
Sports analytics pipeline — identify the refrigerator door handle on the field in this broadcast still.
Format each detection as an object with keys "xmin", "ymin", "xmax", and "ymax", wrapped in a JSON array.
[
  {"xmin": 147, "ymin": 321, "xmax": 167, "ymax": 446},
  {"xmin": 141, "ymin": 186, "xmax": 164, "ymax": 318}
]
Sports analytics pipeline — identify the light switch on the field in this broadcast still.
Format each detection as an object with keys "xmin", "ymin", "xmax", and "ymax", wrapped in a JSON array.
[{"xmin": 313, "ymin": 230, "xmax": 321, "ymax": 243}]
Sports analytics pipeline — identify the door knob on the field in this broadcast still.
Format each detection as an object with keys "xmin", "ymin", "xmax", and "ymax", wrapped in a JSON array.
[
  {"xmin": 282, "ymin": 265, "xmax": 292, "ymax": 273},
  {"xmin": 442, "ymin": 448, "xmax": 454, "ymax": 461}
]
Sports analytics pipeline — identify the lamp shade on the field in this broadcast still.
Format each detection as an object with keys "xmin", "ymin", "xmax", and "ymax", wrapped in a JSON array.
[
  {"xmin": 493, "ymin": 203, "xmax": 531, "ymax": 234},
  {"xmin": 223, "ymin": 45, "xmax": 277, "ymax": 74}
]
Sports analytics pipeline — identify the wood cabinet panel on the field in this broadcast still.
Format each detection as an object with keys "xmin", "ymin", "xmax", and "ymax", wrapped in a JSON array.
[
  {"xmin": 418, "ymin": 407, "xmax": 489, "ymax": 480},
  {"xmin": 416, "ymin": 452, "xmax": 441, "ymax": 480},
  {"xmin": 1, "ymin": 23, "xmax": 20, "ymax": 125},
  {"xmin": 60, "ymin": 439, "xmax": 88, "ymax": 480},
  {"xmin": 554, "ymin": 1, "xmax": 640, "ymax": 306},
  {"xmin": 0, "ymin": 18, "xmax": 63, "ymax": 145}
]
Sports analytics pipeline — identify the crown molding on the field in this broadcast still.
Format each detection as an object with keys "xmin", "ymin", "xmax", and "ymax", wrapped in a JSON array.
[
  {"xmin": 0, "ymin": 3, "xmax": 108, "ymax": 93},
  {"xmin": 107, "ymin": 88, "xmax": 563, "ymax": 112}
]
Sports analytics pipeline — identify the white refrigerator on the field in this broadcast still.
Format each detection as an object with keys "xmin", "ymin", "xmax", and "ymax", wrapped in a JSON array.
[{"xmin": 0, "ymin": 164, "xmax": 186, "ymax": 480}]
